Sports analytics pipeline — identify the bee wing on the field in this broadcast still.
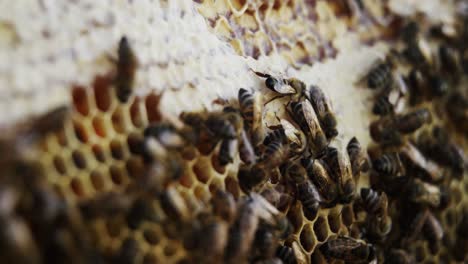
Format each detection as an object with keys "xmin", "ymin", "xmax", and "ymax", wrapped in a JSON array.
[
  {"xmin": 301, "ymin": 99, "xmax": 325, "ymax": 138},
  {"xmin": 309, "ymin": 85, "xmax": 327, "ymax": 116},
  {"xmin": 280, "ymin": 119, "xmax": 303, "ymax": 147},
  {"xmin": 252, "ymin": 91, "xmax": 263, "ymax": 131},
  {"xmin": 274, "ymin": 80, "xmax": 296, "ymax": 94}
]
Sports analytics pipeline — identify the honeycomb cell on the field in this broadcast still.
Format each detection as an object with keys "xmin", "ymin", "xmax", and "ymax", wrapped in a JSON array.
[
  {"xmin": 90, "ymin": 170, "xmax": 106, "ymax": 191},
  {"xmin": 129, "ymin": 98, "xmax": 145, "ymax": 128},
  {"xmin": 143, "ymin": 252, "xmax": 158, "ymax": 264},
  {"xmin": 53, "ymin": 155, "xmax": 67, "ymax": 175},
  {"xmin": 55, "ymin": 129, "xmax": 68, "ymax": 146},
  {"xmin": 145, "ymin": 93, "xmax": 162, "ymax": 123},
  {"xmin": 327, "ymin": 210, "xmax": 342, "ymax": 233},
  {"xmin": 300, "ymin": 223, "xmax": 316, "ymax": 252},
  {"xmin": 210, "ymin": 153, "xmax": 226, "ymax": 174},
  {"xmin": 224, "ymin": 176, "xmax": 240, "ymax": 199},
  {"xmin": 110, "ymin": 139, "xmax": 126, "ymax": 160},
  {"xmin": 143, "ymin": 228, "xmax": 161, "ymax": 245},
  {"xmin": 311, "ymin": 249, "xmax": 327, "ymax": 264},
  {"xmin": 445, "ymin": 209, "xmax": 455, "ymax": 227},
  {"xmin": 192, "ymin": 159, "xmax": 212, "ymax": 184},
  {"xmin": 414, "ymin": 244, "xmax": 426, "ymax": 262},
  {"xmin": 313, "ymin": 216, "xmax": 329, "ymax": 242},
  {"xmin": 70, "ymin": 178, "xmax": 85, "ymax": 197},
  {"xmin": 92, "ymin": 144, "xmax": 107, "ymax": 163},
  {"xmin": 194, "ymin": 184, "xmax": 210, "ymax": 204},
  {"xmin": 163, "ymin": 243, "xmax": 178, "ymax": 257},
  {"xmin": 72, "ymin": 150, "xmax": 87, "ymax": 169},
  {"xmin": 341, "ymin": 205, "xmax": 354, "ymax": 227},
  {"xmin": 73, "ymin": 120, "xmax": 89, "ymax": 143},
  {"xmin": 180, "ymin": 147, "xmax": 197, "ymax": 161},
  {"xmin": 106, "ymin": 217, "xmax": 123, "ymax": 238},
  {"xmin": 93, "ymin": 75, "xmax": 113, "ymax": 112},
  {"xmin": 112, "ymin": 107, "xmax": 127, "ymax": 134},
  {"xmin": 126, "ymin": 157, "xmax": 145, "ymax": 179},
  {"xmin": 179, "ymin": 171, "xmax": 195, "ymax": 189},
  {"xmin": 72, "ymin": 86, "xmax": 90, "ymax": 116},
  {"xmin": 450, "ymin": 185, "xmax": 462, "ymax": 204},
  {"xmin": 92, "ymin": 116, "xmax": 107, "ymax": 138},
  {"xmin": 287, "ymin": 203, "xmax": 304, "ymax": 234},
  {"xmin": 110, "ymin": 165, "xmax": 126, "ymax": 186},
  {"xmin": 209, "ymin": 178, "xmax": 224, "ymax": 194}
]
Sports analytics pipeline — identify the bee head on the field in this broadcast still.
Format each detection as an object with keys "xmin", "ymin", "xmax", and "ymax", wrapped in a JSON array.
[{"xmin": 265, "ymin": 77, "xmax": 277, "ymax": 90}]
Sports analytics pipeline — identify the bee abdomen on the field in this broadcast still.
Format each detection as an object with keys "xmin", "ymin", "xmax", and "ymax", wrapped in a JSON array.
[
  {"xmin": 297, "ymin": 181, "xmax": 321, "ymax": 216},
  {"xmin": 367, "ymin": 63, "xmax": 392, "ymax": 89},
  {"xmin": 238, "ymin": 88, "xmax": 254, "ymax": 128},
  {"xmin": 263, "ymin": 128, "xmax": 286, "ymax": 146},
  {"xmin": 395, "ymin": 108, "xmax": 431, "ymax": 134},
  {"xmin": 372, "ymin": 153, "xmax": 401, "ymax": 176},
  {"xmin": 372, "ymin": 96, "xmax": 393, "ymax": 116}
]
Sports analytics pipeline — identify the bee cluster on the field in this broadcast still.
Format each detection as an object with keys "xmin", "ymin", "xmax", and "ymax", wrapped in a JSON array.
[
  {"xmin": 361, "ymin": 11, "xmax": 468, "ymax": 263},
  {"xmin": 1, "ymin": 5, "xmax": 468, "ymax": 264}
]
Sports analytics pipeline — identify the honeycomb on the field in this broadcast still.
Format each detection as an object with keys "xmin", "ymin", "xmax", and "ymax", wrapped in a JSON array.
[{"xmin": 1, "ymin": 0, "xmax": 467, "ymax": 264}]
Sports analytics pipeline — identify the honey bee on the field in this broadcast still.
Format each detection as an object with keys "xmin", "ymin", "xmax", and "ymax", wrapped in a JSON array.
[
  {"xmin": 324, "ymin": 147, "xmax": 355, "ymax": 204},
  {"xmin": 188, "ymin": 218, "xmax": 229, "ymax": 263},
  {"xmin": 372, "ymin": 95, "xmax": 394, "ymax": 116},
  {"xmin": 79, "ymin": 192, "xmax": 133, "ymax": 219},
  {"xmin": 218, "ymin": 138, "xmax": 238, "ymax": 166},
  {"xmin": 253, "ymin": 71, "xmax": 306, "ymax": 104},
  {"xmin": 126, "ymin": 197, "xmax": 159, "ymax": 229},
  {"xmin": 366, "ymin": 214, "xmax": 392, "ymax": 240},
  {"xmin": 205, "ymin": 111, "xmax": 240, "ymax": 139},
  {"xmin": 320, "ymin": 236, "xmax": 374, "ymax": 262},
  {"xmin": 366, "ymin": 59, "xmax": 394, "ymax": 90},
  {"xmin": 423, "ymin": 211, "xmax": 444, "ymax": 243},
  {"xmin": 308, "ymin": 85, "xmax": 338, "ymax": 139},
  {"xmin": 402, "ymin": 40, "xmax": 427, "ymax": 67},
  {"xmin": 285, "ymin": 161, "xmax": 307, "ymax": 184},
  {"xmin": 438, "ymin": 45, "xmax": 460, "ymax": 75},
  {"xmin": 211, "ymin": 190, "xmax": 236, "ymax": 223},
  {"xmin": 400, "ymin": 20, "xmax": 419, "ymax": 43},
  {"xmin": 346, "ymin": 137, "xmax": 369, "ymax": 177},
  {"xmin": 394, "ymin": 108, "xmax": 431, "ymax": 134},
  {"xmin": 0, "ymin": 216, "xmax": 40, "ymax": 264},
  {"xmin": 428, "ymin": 74, "xmax": 449, "ymax": 97},
  {"xmin": 115, "ymin": 36, "xmax": 138, "ymax": 103},
  {"xmin": 280, "ymin": 119, "xmax": 307, "ymax": 155},
  {"xmin": 252, "ymin": 226, "xmax": 278, "ymax": 260},
  {"xmin": 360, "ymin": 188, "xmax": 388, "ymax": 218},
  {"xmin": 179, "ymin": 111, "xmax": 206, "ymax": 129},
  {"xmin": 369, "ymin": 118, "xmax": 404, "ymax": 147},
  {"xmin": 288, "ymin": 100, "xmax": 327, "ymax": 156},
  {"xmin": 408, "ymin": 179, "xmax": 441, "ymax": 207},
  {"xmin": 116, "ymin": 237, "xmax": 140, "ymax": 264},
  {"xmin": 372, "ymin": 153, "xmax": 404, "ymax": 177},
  {"xmin": 238, "ymin": 164, "xmax": 268, "ymax": 193},
  {"xmin": 385, "ymin": 249, "xmax": 415, "ymax": 264},
  {"xmin": 301, "ymin": 158, "xmax": 338, "ymax": 205},
  {"xmin": 263, "ymin": 127, "xmax": 287, "ymax": 146},
  {"xmin": 399, "ymin": 142, "xmax": 443, "ymax": 182},
  {"xmin": 238, "ymin": 88, "xmax": 264, "ymax": 145},
  {"xmin": 406, "ymin": 68, "xmax": 427, "ymax": 106},
  {"xmin": 417, "ymin": 127, "xmax": 465, "ymax": 176},
  {"xmin": 238, "ymin": 129, "xmax": 257, "ymax": 165},
  {"xmin": 296, "ymin": 180, "xmax": 322, "ymax": 219},
  {"xmin": 144, "ymin": 122, "xmax": 185, "ymax": 150},
  {"xmin": 160, "ymin": 186, "xmax": 190, "ymax": 222},
  {"xmin": 446, "ymin": 92, "xmax": 468, "ymax": 134},
  {"xmin": 276, "ymin": 245, "xmax": 297, "ymax": 264}
]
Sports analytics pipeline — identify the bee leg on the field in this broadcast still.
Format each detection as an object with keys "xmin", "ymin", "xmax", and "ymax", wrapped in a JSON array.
[{"xmin": 252, "ymin": 70, "xmax": 271, "ymax": 78}]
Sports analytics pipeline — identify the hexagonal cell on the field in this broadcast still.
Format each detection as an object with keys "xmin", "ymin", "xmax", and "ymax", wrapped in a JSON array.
[
  {"xmin": 179, "ymin": 170, "xmax": 195, "ymax": 189},
  {"xmin": 110, "ymin": 139, "xmax": 126, "ymax": 160},
  {"xmin": 300, "ymin": 223, "xmax": 317, "ymax": 252},
  {"xmin": 341, "ymin": 205, "xmax": 354, "ymax": 227},
  {"xmin": 72, "ymin": 86, "xmax": 90, "ymax": 116},
  {"xmin": 210, "ymin": 153, "xmax": 226, "ymax": 174},
  {"xmin": 142, "ymin": 252, "xmax": 158, "ymax": 264},
  {"xmin": 311, "ymin": 249, "xmax": 328, "ymax": 264},
  {"xmin": 193, "ymin": 184, "xmax": 210, "ymax": 204},
  {"xmin": 72, "ymin": 150, "xmax": 87, "ymax": 169},
  {"xmin": 192, "ymin": 158, "xmax": 212, "ymax": 184},
  {"xmin": 55, "ymin": 129, "xmax": 68, "ymax": 147},
  {"xmin": 53, "ymin": 155, "xmax": 67, "ymax": 175},
  {"xmin": 92, "ymin": 116, "xmax": 107, "ymax": 138},
  {"xmin": 92, "ymin": 144, "xmax": 107, "ymax": 163},
  {"xmin": 143, "ymin": 228, "xmax": 161, "ymax": 246},
  {"xmin": 209, "ymin": 178, "xmax": 224, "ymax": 194},
  {"xmin": 414, "ymin": 243, "xmax": 427, "ymax": 262},
  {"xmin": 180, "ymin": 147, "xmax": 197, "ymax": 161},
  {"xmin": 90, "ymin": 170, "xmax": 106, "ymax": 191},
  {"xmin": 93, "ymin": 75, "xmax": 113, "ymax": 112},
  {"xmin": 73, "ymin": 120, "xmax": 89, "ymax": 143},
  {"xmin": 126, "ymin": 157, "xmax": 145, "ymax": 179},
  {"xmin": 287, "ymin": 203, "xmax": 304, "ymax": 234},
  {"xmin": 444, "ymin": 209, "xmax": 456, "ymax": 227},
  {"xmin": 450, "ymin": 185, "xmax": 462, "ymax": 204},
  {"xmin": 313, "ymin": 216, "xmax": 329, "ymax": 242},
  {"xmin": 70, "ymin": 178, "xmax": 85, "ymax": 197},
  {"xmin": 129, "ymin": 98, "xmax": 145, "ymax": 128},
  {"xmin": 163, "ymin": 243, "xmax": 178, "ymax": 257},
  {"xmin": 224, "ymin": 176, "xmax": 240, "ymax": 199},
  {"xmin": 145, "ymin": 93, "xmax": 162, "ymax": 123},
  {"xmin": 327, "ymin": 209, "xmax": 342, "ymax": 234},
  {"xmin": 106, "ymin": 217, "xmax": 124, "ymax": 238},
  {"xmin": 112, "ymin": 107, "xmax": 128, "ymax": 134},
  {"xmin": 127, "ymin": 133, "xmax": 145, "ymax": 155},
  {"xmin": 110, "ymin": 165, "xmax": 126, "ymax": 186}
]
